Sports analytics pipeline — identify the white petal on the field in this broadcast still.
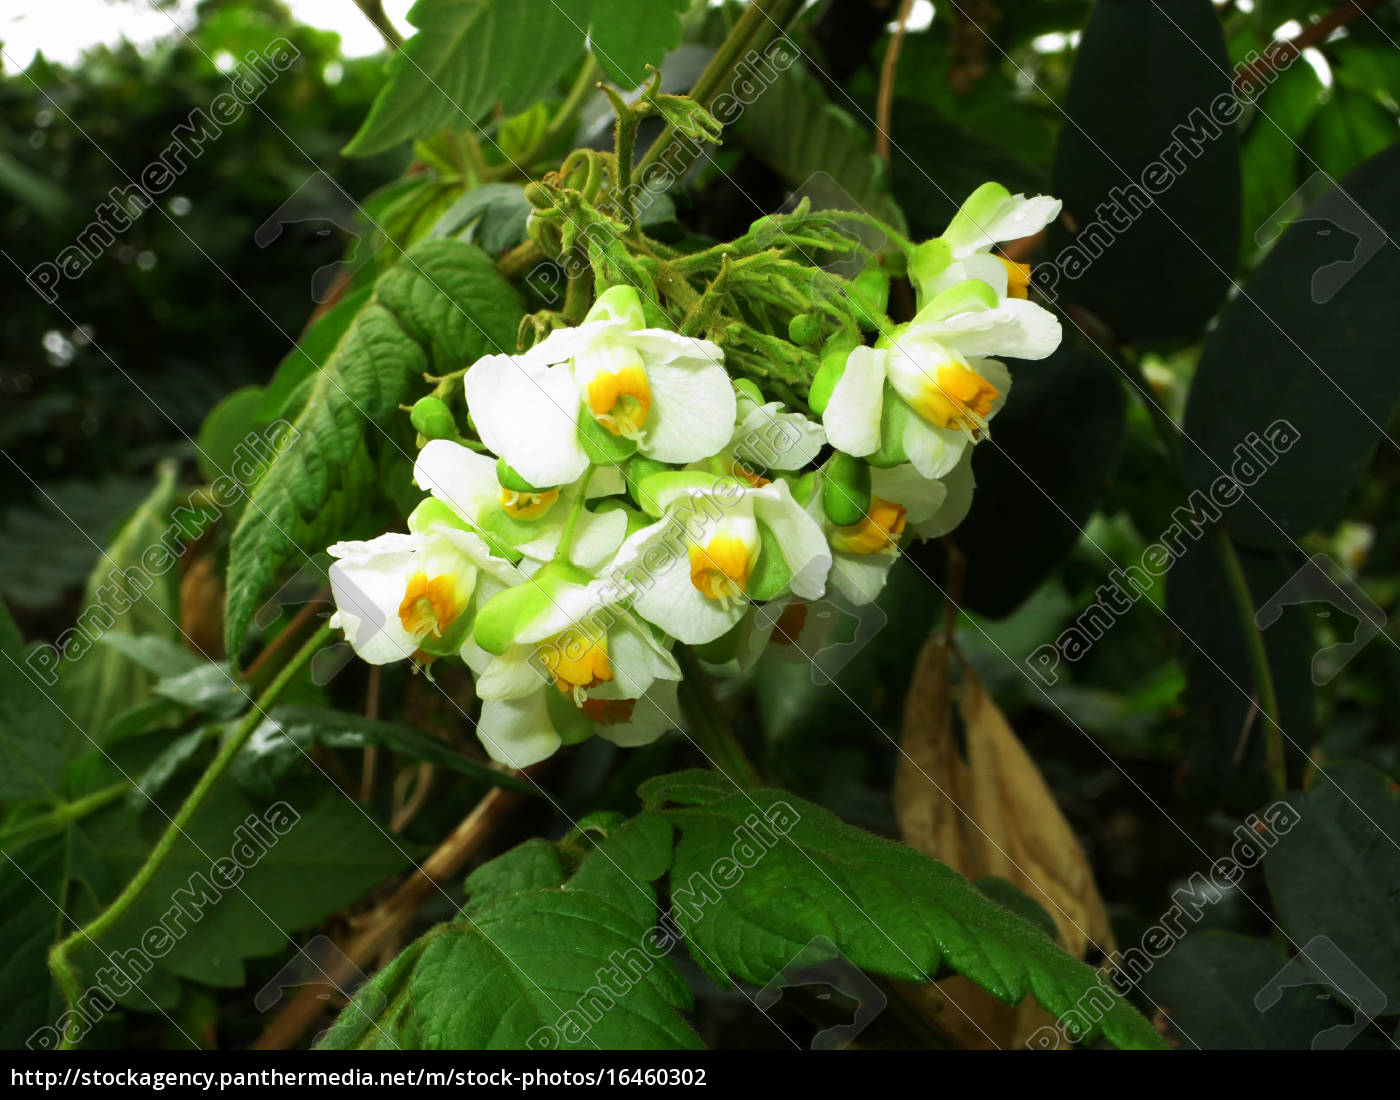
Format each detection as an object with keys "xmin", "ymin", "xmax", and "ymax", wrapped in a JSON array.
[
  {"xmin": 902, "ymin": 415, "xmax": 965, "ymax": 479},
  {"xmin": 915, "ymin": 447, "xmax": 976, "ymax": 539},
  {"xmin": 567, "ymin": 506, "xmax": 630, "ymax": 570},
  {"xmin": 413, "ymin": 439, "xmax": 499, "ymax": 525},
  {"xmin": 929, "ymin": 299, "xmax": 1061, "ymax": 361},
  {"xmin": 753, "ymin": 481, "xmax": 831, "ymax": 600},
  {"xmin": 463, "ymin": 354, "xmax": 590, "ymax": 486},
  {"xmin": 983, "ymin": 194, "xmax": 1061, "ymax": 247},
  {"xmin": 870, "ymin": 464, "xmax": 947, "ymax": 524},
  {"xmin": 630, "ymin": 330, "xmax": 724, "ymax": 370},
  {"xmin": 475, "ymin": 645, "xmax": 551, "ymax": 700},
  {"xmin": 960, "ymin": 253, "xmax": 1010, "ymax": 299},
  {"xmin": 822, "ymin": 346, "xmax": 887, "ymax": 457},
  {"xmin": 326, "ymin": 536, "xmax": 421, "ymax": 665},
  {"xmin": 476, "ymin": 693, "xmax": 560, "ymax": 768},
  {"xmin": 524, "ymin": 320, "xmax": 609, "ymax": 365},
  {"xmin": 595, "ymin": 680, "xmax": 682, "ymax": 747},
  {"xmin": 641, "ymin": 358, "xmax": 737, "ymax": 464},
  {"xmin": 830, "ymin": 551, "xmax": 894, "ymax": 607},
  {"xmin": 623, "ymin": 521, "xmax": 746, "ymax": 644},
  {"xmin": 734, "ymin": 401, "xmax": 826, "ymax": 470}
]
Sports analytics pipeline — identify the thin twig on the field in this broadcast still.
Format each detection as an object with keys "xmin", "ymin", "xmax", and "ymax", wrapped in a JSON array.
[
  {"xmin": 876, "ymin": 0, "xmax": 917, "ymax": 163},
  {"xmin": 1233, "ymin": 0, "xmax": 1383, "ymax": 90}
]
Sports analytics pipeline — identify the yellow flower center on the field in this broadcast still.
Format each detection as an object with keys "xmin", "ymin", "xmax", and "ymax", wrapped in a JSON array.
[
  {"xmin": 729, "ymin": 460, "xmax": 770, "ymax": 489},
  {"xmin": 541, "ymin": 628, "xmax": 612, "ymax": 705},
  {"xmin": 911, "ymin": 360, "xmax": 998, "ymax": 436},
  {"xmin": 580, "ymin": 696, "xmax": 637, "ymax": 726},
  {"xmin": 498, "ymin": 487, "xmax": 559, "ymax": 519},
  {"xmin": 587, "ymin": 365, "xmax": 652, "ymax": 439},
  {"xmin": 999, "ymin": 256, "xmax": 1031, "ymax": 299},
  {"xmin": 397, "ymin": 572, "xmax": 459, "ymax": 639},
  {"xmin": 689, "ymin": 533, "xmax": 757, "ymax": 606},
  {"xmin": 830, "ymin": 497, "xmax": 908, "ymax": 555}
]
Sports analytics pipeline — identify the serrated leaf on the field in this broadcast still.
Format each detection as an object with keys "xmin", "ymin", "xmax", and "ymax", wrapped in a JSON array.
[
  {"xmin": 345, "ymin": 0, "xmax": 592, "ymax": 157},
  {"xmin": 651, "ymin": 780, "xmax": 1165, "ymax": 1050},
  {"xmin": 1263, "ymin": 761, "xmax": 1400, "ymax": 1004},
  {"xmin": 589, "ymin": 0, "xmax": 688, "ymax": 88},
  {"xmin": 225, "ymin": 239, "xmax": 523, "ymax": 658},
  {"xmin": 322, "ymin": 832, "xmax": 700, "ymax": 1050}
]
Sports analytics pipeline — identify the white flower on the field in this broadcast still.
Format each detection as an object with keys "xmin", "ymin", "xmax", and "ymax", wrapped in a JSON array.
[
  {"xmin": 413, "ymin": 439, "xmax": 627, "ymax": 569},
  {"xmin": 327, "ymin": 503, "xmax": 522, "ymax": 666},
  {"xmin": 463, "ymin": 285, "xmax": 736, "ymax": 487},
  {"xmin": 913, "ymin": 182, "xmax": 1061, "ymax": 302},
  {"xmin": 813, "ymin": 464, "xmax": 947, "ymax": 606},
  {"xmin": 726, "ymin": 383, "xmax": 825, "ymax": 476},
  {"xmin": 821, "ymin": 279, "xmax": 1059, "ymax": 478},
  {"xmin": 464, "ymin": 573, "xmax": 681, "ymax": 767},
  {"xmin": 611, "ymin": 472, "xmax": 831, "ymax": 645}
]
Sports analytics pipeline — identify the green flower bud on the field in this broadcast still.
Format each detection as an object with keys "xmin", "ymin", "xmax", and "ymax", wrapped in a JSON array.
[
  {"xmin": 823, "ymin": 452, "xmax": 871, "ymax": 528},
  {"xmin": 848, "ymin": 267, "xmax": 890, "ymax": 329},
  {"xmin": 810, "ymin": 336, "xmax": 859, "ymax": 416},
  {"xmin": 410, "ymin": 396, "xmax": 456, "ymax": 440},
  {"xmin": 788, "ymin": 313, "xmax": 820, "ymax": 345}
]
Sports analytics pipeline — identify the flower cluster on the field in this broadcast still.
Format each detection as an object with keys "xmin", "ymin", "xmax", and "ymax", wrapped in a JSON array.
[{"xmin": 327, "ymin": 183, "xmax": 1062, "ymax": 768}]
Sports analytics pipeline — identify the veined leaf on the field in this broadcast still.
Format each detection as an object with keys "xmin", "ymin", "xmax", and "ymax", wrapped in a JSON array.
[
  {"xmin": 642, "ymin": 772, "xmax": 1166, "ymax": 1050},
  {"xmin": 0, "ymin": 599, "xmax": 72, "ymax": 806},
  {"xmin": 225, "ymin": 238, "xmax": 523, "ymax": 658}
]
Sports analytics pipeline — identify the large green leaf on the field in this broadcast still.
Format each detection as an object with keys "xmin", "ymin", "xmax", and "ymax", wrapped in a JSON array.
[
  {"xmin": 225, "ymin": 238, "xmax": 523, "ymax": 658},
  {"xmin": 1303, "ymin": 88, "xmax": 1398, "ymax": 182},
  {"xmin": 1144, "ymin": 932, "xmax": 1373, "ymax": 1050},
  {"xmin": 0, "ymin": 838, "xmax": 70, "ymax": 1047},
  {"xmin": 0, "ymin": 599, "xmax": 71, "ymax": 806},
  {"xmin": 345, "ymin": 0, "xmax": 592, "ymax": 156},
  {"xmin": 73, "ymin": 785, "xmax": 409, "ymax": 1004},
  {"xmin": 57, "ymin": 463, "xmax": 186, "ymax": 741},
  {"xmin": 642, "ymin": 772, "xmax": 1166, "ymax": 1050},
  {"xmin": 1051, "ymin": 0, "xmax": 1240, "ymax": 341},
  {"xmin": 589, "ymin": 0, "xmax": 689, "ymax": 89},
  {"xmin": 319, "ymin": 816, "xmax": 699, "ymax": 1050},
  {"xmin": 1182, "ymin": 143, "xmax": 1400, "ymax": 546},
  {"xmin": 1263, "ymin": 761, "xmax": 1400, "ymax": 1005}
]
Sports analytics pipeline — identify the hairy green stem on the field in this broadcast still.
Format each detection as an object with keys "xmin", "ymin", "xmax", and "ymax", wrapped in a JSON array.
[
  {"xmin": 676, "ymin": 646, "xmax": 759, "ymax": 788},
  {"xmin": 47, "ymin": 624, "xmax": 334, "ymax": 1048},
  {"xmin": 1212, "ymin": 531, "xmax": 1287, "ymax": 796},
  {"xmin": 0, "ymin": 782, "xmax": 127, "ymax": 852},
  {"xmin": 633, "ymin": 0, "xmax": 805, "ymax": 188}
]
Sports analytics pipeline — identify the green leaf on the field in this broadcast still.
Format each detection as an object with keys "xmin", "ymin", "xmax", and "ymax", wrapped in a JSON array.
[
  {"xmin": 646, "ymin": 777, "xmax": 1166, "ymax": 1050},
  {"xmin": 230, "ymin": 705, "xmax": 539, "ymax": 797},
  {"xmin": 1144, "ymin": 932, "xmax": 1372, "ymax": 1050},
  {"xmin": 1182, "ymin": 143, "xmax": 1400, "ymax": 545},
  {"xmin": 0, "ymin": 837, "xmax": 70, "ymax": 1047},
  {"xmin": 257, "ymin": 287, "xmax": 374, "ymax": 423},
  {"xmin": 1263, "ymin": 762, "xmax": 1400, "ymax": 1004},
  {"xmin": 321, "ymin": 826, "xmax": 700, "ymax": 1050},
  {"xmin": 736, "ymin": 66, "xmax": 907, "ymax": 236},
  {"xmin": 153, "ymin": 662, "xmax": 246, "ymax": 720},
  {"xmin": 57, "ymin": 463, "xmax": 186, "ymax": 741},
  {"xmin": 225, "ymin": 238, "xmax": 523, "ymax": 658},
  {"xmin": 74, "ymin": 786, "xmax": 409, "ymax": 1001},
  {"xmin": 1051, "ymin": 0, "xmax": 1241, "ymax": 341},
  {"xmin": 196, "ymin": 386, "xmax": 266, "ymax": 485},
  {"xmin": 1303, "ymin": 88, "xmax": 1398, "ymax": 182},
  {"xmin": 0, "ymin": 599, "xmax": 71, "ymax": 805},
  {"xmin": 429, "ymin": 183, "xmax": 532, "ymax": 257},
  {"xmin": 589, "ymin": 0, "xmax": 688, "ymax": 88},
  {"xmin": 345, "ymin": 0, "xmax": 592, "ymax": 157}
]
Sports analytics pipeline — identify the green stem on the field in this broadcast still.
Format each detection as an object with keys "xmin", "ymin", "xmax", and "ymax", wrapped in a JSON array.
[
  {"xmin": 353, "ymin": 0, "xmax": 403, "ymax": 51},
  {"xmin": 47, "ymin": 624, "xmax": 334, "ymax": 1048},
  {"xmin": 676, "ymin": 646, "xmax": 759, "ymax": 788},
  {"xmin": 633, "ymin": 0, "xmax": 805, "ymax": 188},
  {"xmin": 556, "ymin": 468, "xmax": 594, "ymax": 559},
  {"xmin": 0, "ymin": 782, "xmax": 127, "ymax": 852},
  {"xmin": 1213, "ymin": 531, "xmax": 1287, "ymax": 796}
]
